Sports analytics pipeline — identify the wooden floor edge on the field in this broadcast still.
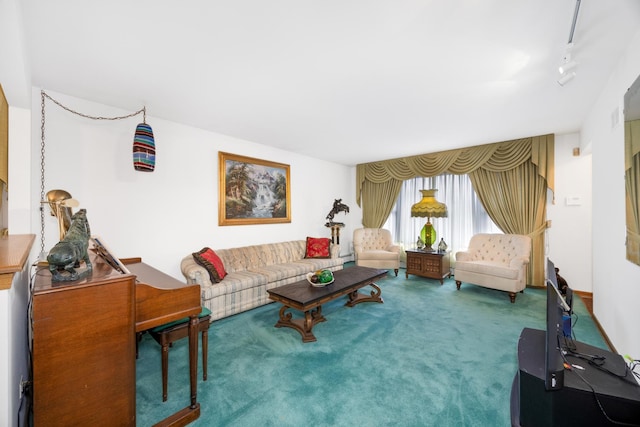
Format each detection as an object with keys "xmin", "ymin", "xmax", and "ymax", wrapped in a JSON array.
[
  {"xmin": 589, "ymin": 311, "xmax": 617, "ymax": 353},
  {"xmin": 571, "ymin": 290, "xmax": 617, "ymax": 353},
  {"xmin": 529, "ymin": 287, "xmax": 616, "ymax": 352},
  {"xmin": 573, "ymin": 290, "xmax": 593, "ymax": 313}
]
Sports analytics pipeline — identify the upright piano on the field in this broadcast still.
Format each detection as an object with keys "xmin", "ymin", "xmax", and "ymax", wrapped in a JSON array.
[{"xmin": 32, "ymin": 251, "xmax": 201, "ymax": 426}]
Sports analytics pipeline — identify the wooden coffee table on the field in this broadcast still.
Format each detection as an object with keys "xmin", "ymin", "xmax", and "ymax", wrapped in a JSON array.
[{"xmin": 267, "ymin": 266, "xmax": 388, "ymax": 342}]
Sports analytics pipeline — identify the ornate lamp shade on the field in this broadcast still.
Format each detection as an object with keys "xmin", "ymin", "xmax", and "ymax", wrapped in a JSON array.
[
  {"xmin": 411, "ymin": 189, "xmax": 448, "ymax": 250},
  {"xmin": 133, "ymin": 122, "xmax": 155, "ymax": 172}
]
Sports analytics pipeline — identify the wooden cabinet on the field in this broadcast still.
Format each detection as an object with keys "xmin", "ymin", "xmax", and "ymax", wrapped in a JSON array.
[
  {"xmin": 32, "ymin": 254, "xmax": 136, "ymax": 426},
  {"xmin": 405, "ymin": 250, "xmax": 451, "ymax": 283}
]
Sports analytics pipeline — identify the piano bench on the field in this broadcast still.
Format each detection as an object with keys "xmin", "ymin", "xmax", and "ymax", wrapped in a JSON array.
[{"xmin": 149, "ymin": 307, "xmax": 211, "ymax": 402}]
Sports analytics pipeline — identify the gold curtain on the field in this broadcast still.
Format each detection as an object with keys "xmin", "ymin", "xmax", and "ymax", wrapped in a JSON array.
[
  {"xmin": 360, "ymin": 178, "xmax": 404, "ymax": 228},
  {"xmin": 356, "ymin": 134, "xmax": 554, "ymax": 285},
  {"xmin": 625, "ymin": 119, "xmax": 640, "ymax": 170},
  {"xmin": 469, "ymin": 162, "xmax": 548, "ymax": 285},
  {"xmin": 625, "ymin": 120, "xmax": 640, "ymax": 264}
]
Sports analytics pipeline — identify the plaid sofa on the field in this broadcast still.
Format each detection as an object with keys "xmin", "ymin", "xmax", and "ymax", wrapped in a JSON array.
[{"xmin": 181, "ymin": 240, "xmax": 343, "ymax": 321}]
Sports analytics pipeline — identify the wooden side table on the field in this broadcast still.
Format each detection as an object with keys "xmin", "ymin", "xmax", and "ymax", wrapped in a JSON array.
[{"xmin": 405, "ymin": 250, "xmax": 451, "ymax": 284}]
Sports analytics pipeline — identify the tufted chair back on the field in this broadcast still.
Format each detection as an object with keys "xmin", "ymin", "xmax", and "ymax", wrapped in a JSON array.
[
  {"xmin": 352, "ymin": 228, "xmax": 401, "ymax": 276},
  {"xmin": 354, "ymin": 228, "xmax": 393, "ymax": 251},
  {"xmin": 464, "ymin": 233, "xmax": 531, "ymax": 266}
]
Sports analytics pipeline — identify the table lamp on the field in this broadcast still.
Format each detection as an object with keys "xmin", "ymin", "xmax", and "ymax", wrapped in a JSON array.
[{"xmin": 411, "ymin": 189, "xmax": 448, "ymax": 251}]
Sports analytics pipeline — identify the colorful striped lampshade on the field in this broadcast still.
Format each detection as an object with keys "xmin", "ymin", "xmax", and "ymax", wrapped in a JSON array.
[{"xmin": 133, "ymin": 122, "xmax": 155, "ymax": 172}]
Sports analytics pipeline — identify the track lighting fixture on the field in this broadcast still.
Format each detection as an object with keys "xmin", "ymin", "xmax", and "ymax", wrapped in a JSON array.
[
  {"xmin": 557, "ymin": 44, "xmax": 577, "ymax": 85},
  {"xmin": 557, "ymin": 71, "xmax": 576, "ymax": 86},
  {"xmin": 559, "ymin": 59, "xmax": 577, "ymax": 75},
  {"xmin": 556, "ymin": 1, "xmax": 581, "ymax": 86}
]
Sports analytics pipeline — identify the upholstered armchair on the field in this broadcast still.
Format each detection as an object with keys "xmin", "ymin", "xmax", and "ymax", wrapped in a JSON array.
[
  {"xmin": 454, "ymin": 233, "xmax": 531, "ymax": 303},
  {"xmin": 353, "ymin": 228, "xmax": 401, "ymax": 276}
]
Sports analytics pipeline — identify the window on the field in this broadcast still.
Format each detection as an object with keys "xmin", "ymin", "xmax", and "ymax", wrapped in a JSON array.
[{"xmin": 383, "ymin": 174, "xmax": 501, "ymax": 256}]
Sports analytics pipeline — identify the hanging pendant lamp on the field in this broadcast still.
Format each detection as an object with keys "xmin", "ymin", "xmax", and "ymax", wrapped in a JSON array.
[{"xmin": 133, "ymin": 107, "xmax": 155, "ymax": 172}]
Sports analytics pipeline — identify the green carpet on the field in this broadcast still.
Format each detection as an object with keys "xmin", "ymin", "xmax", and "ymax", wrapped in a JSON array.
[{"xmin": 135, "ymin": 266, "xmax": 607, "ymax": 426}]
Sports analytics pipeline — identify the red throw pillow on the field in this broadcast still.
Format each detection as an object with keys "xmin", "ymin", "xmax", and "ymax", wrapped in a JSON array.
[
  {"xmin": 192, "ymin": 247, "xmax": 227, "ymax": 282},
  {"xmin": 305, "ymin": 237, "xmax": 331, "ymax": 259}
]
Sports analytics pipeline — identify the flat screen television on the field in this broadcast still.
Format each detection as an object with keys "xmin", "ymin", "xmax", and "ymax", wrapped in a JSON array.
[{"xmin": 545, "ymin": 258, "xmax": 572, "ymax": 391}]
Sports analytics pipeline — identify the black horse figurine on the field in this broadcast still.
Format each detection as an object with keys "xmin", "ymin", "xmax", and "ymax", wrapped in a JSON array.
[{"xmin": 325, "ymin": 199, "xmax": 350, "ymax": 226}]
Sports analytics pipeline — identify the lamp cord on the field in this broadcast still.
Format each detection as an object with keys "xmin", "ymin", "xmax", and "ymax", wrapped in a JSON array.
[
  {"xmin": 41, "ymin": 91, "xmax": 145, "ymax": 122},
  {"xmin": 39, "ymin": 92, "xmax": 45, "ymax": 259},
  {"xmin": 39, "ymin": 90, "xmax": 147, "ymax": 256}
]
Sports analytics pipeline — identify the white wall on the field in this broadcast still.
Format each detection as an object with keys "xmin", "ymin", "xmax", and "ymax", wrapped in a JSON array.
[
  {"xmin": 31, "ymin": 90, "xmax": 358, "ymax": 280},
  {"xmin": 583, "ymin": 29, "xmax": 640, "ymax": 357},
  {"xmin": 0, "ymin": 0, "xmax": 35, "ymax": 425},
  {"xmin": 0, "ymin": 106, "xmax": 33, "ymax": 427},
  {"xmin": 0, "ymin": 290, "xmax": 10, "ymax": 427},
  {"xmin": 0, "ymin": 0, "xmax": 30, "ymax": 109},
  {"xmin": 5, "ymin": 106, "xmax": 32, "ymax": 427},
  {"xmin": 546, "ymin": 133, "xmax": 592, "ymax": 293},
  {"xmin": 8, "ymin": 107, "xmax": 32, "ymax": 235}
]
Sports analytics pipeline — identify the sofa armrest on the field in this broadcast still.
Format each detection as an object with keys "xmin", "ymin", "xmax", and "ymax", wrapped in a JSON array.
[
  {"xmin": 180, "ymin": 255, "xmax": 213, "ymax": 287},
  {"xmin": 509, "ymin": 256, "xmax": 530, "ymax": 269},
  {"xmin": 386, "ymin": 244, "xmax": 401, "ymax": 253},
  {"xmin": 456, "ymin": 251, "xmax": 472, "ymax": 262}
]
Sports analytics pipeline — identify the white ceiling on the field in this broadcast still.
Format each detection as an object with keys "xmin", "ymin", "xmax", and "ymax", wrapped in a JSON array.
[{"xmin": 18, "ymin": 0, "xmax": 640, "ymax": 166}]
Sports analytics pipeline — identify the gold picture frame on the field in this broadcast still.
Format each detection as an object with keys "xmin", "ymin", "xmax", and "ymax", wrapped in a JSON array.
[{"xmin": 218, "ymin": 152, "xmax": 291, "ymax": 226}]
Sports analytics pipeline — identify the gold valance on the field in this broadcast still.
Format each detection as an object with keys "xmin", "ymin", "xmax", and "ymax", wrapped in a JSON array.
[{"xmin": 357, "ymin": 134, "xmax": 554, "ymax": 206}]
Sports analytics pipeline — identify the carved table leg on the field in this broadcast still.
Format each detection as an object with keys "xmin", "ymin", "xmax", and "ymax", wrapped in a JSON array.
[
  {"xmin": 346, "ymin": 283, "xmax": 384, "ymax": 307},
  {"xmin": 274, "ymin": 304, "xmax": 326, "ymax": 342}
]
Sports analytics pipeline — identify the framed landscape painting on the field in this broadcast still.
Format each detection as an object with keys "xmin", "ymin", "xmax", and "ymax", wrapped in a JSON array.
[{"xmin": 218, "ymin": 152, "xmax": 291, "ymax": 226}]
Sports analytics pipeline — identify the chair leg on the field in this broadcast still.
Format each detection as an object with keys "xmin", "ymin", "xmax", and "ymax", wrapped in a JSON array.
[
  {"xmin": 161, "ymin": 344, "xmax": 169, "ymax": 402},
  {"xmin": 202, "ymin": 329, "xmax": 208, "ymax": 381},
  {"xmin": 151, "ymin": 313, "xmax": 211, "ymax": 401},
  {"xmin": 508, "ymin": 292, "xmax": 516, "ymax": 303},
  {"xmin": 393, "ymin": 268, "xmax": 398, "ymax": 276},
  {"xmin": 455, "ymin": 280, "xmax": 461, "ymax": 290}
]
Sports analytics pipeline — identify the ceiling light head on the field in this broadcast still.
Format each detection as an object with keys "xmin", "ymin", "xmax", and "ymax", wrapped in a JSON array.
[
  {"xmin": 558, "ymin": 71, "xmax": 576, "ymax": 86},
  {"xmin": 559, "ymin": 60, "xmax": 577, "ymax": 74},
  {"xmin": 558, "ymin": 42, "xmax": 576, "ymax": 74}
]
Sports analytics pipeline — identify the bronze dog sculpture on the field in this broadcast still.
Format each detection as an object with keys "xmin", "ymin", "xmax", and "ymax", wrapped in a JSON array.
[{"xmin": 47, "ymin": 209, "xmax": 92, "ymax": 282}]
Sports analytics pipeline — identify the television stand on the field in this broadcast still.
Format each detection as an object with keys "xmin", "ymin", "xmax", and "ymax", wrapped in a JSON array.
[{"xmin": 512, "ymin": 328, "xmax": 640, "ymax": 426}]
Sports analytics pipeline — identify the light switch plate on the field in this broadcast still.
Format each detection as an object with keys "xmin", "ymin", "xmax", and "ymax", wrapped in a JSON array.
[{"xmin": 565, "ymin": 196, "xmax": 581, "ymax": 206}]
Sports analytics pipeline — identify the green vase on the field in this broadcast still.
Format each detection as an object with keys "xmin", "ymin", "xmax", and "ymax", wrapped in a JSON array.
[{"xmin": 420, "ymin": 222, "xmax": 436, "ymax": 250}]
